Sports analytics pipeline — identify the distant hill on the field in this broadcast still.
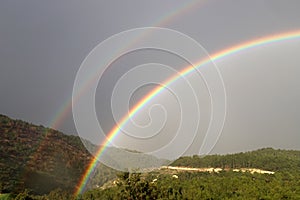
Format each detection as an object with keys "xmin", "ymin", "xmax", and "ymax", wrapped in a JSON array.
[
  {"xmin": 81, "ymin": 148, "xmax": 300, "ymax": 200},
  {"xmin": 171, "ymin": 148, "xmax": 300, "ymax": 172}
]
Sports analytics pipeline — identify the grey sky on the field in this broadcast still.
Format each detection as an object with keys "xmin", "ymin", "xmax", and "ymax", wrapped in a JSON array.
[{"xmin": 1, "ymin": 0, "xmax": 300, "ymax": 157}]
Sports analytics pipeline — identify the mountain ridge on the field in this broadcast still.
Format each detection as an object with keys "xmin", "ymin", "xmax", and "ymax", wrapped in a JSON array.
[
  {"xmin": 1, "ymin": 114, "xmax": 299, "ymax": 198},
  {"xmin": 0, "ymin": 114, "xmax": 166, "ymax": 194}
]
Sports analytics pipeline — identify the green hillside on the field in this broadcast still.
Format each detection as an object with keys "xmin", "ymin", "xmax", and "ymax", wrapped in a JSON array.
[
  {"xmin": 171, "ymin": 148, "xmax": 300, "ymax": 173},
  {"xmin": 0, "ymin": 114, "xmax": 167, "ymax": 197},
  {"xmin": 80, "ymin": 149, "xmax": 300, "ymax": 200},
  {"xmin": 1, "ymin": 114, "xmax": 299, "ymax": 199},
  {"xmin": 0, "ymin": 114, "xmax": 117, "ymax": 195}
]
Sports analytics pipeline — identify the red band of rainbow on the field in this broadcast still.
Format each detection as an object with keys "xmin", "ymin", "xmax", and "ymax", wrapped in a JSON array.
[{"xmin": 73, "ymin": 30, "xmax": 300, "ymax": 196}]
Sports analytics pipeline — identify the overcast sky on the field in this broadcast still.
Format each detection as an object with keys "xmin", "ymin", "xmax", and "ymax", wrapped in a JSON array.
[{"xmin": 1, "ymin": 0, "xmax": 300, "ymax": 158}]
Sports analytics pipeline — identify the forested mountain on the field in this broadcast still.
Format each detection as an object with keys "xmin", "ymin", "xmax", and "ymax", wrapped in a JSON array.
[
  {"xmin": 0, "ymin": 114, "xmax": 118, "ymax": 195},
  {"xmin": 0, "ymin": 114, "xmax": 166, "ymax": 196},
  {"xmin": 171, "ymin": 147, "xmax": 300, "ymax": 173},
  {"xmin": 80, "ymin": 148, "xmax": 300, "ymax": 199},
  {"xmin": 1, "ymin": 114, "xmax": 299, "ymax": 199}
]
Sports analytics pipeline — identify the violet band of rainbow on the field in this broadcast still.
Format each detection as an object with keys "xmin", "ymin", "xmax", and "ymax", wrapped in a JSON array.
[{"xmin": 74, "ymin": 30, "xmax": 300, "ymax": 196}]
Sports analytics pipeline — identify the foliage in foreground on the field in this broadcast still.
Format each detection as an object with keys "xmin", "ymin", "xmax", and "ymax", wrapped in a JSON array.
[
  {"xmin": 81, "ymin": 170, "xmax": 300, "ymax": 200},
  {"xmin": 7, "ymin": 169, "xmax": 299, "ymax": 200},
  {"xmin": 1, "ymin": 114, "xmax": 299, "ymax": 199}
]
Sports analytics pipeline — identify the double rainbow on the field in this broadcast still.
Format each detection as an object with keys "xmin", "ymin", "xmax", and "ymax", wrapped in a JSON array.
[{"xmin": 73, "ymin": 30, "xmax": 300, "ymax": 196}]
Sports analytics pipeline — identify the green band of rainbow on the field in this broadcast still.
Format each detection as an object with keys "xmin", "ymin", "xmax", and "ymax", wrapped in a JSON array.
[{"xmin": 74, "ymin": 30, "xmax": 300, "ymax": 196}]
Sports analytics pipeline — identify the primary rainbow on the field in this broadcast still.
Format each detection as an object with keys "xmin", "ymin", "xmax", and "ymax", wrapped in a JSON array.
[
  {"xmin": 36, "ymin": 1, "xmax": 208, "ymax": 194},
  {"xmin": 74, "ymin": 30, "xmax": 300, "ymax": 196}
]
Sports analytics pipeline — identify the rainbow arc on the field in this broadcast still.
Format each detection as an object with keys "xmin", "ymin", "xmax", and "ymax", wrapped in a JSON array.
[{"xmin": 73, "ymin": 30, "xmax": 300, "ymax": 196}]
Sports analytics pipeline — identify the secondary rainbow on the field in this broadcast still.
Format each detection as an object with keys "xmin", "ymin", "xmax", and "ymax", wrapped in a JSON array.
[
  {"xmin": 46, "ymin": 0, "xmax": 204, "ymax": 132},
  {"xmin": 36, "ymin": 1, "xmax": 209, "ymax": 193},
  {"xmin": 74, "ymin": 30, "xmax": 300, "ymax": 196}
]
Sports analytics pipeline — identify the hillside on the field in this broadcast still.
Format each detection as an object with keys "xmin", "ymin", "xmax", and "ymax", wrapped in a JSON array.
[
  {"xmin": 0, "ymin": 114, "xmax": 167, "ymax": 195},
  {"xmin": 1, "ymin": 114, "xmax": 299, "ymax": 199},
  {"xmin": 171, "ymin": 147, "xmax": 300, "ymax": 173},
  {"xmin": 80, "ymin": 149, "xmax": 300, "ymax": 200},
  {"xmin": 0, "ymin": 114, "xmax": 118, "ymax": 195}
]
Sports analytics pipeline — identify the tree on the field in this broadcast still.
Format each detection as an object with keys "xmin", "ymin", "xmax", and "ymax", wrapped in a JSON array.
[{"xmin": 14, "ymin": 189, "xmax": 33, "ymax": 200}]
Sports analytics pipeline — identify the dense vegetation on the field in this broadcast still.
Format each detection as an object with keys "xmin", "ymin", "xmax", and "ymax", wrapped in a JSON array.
[
  {"xmin": 79, "ymin": 148, "xmax": 300, "ymax": 199},
  {"xmin": 171, "ymin": 148, "xmax": 300, "ymax": 173},
  {"xmin": 7, "ymin": 167, "xmax": 300, "ymax": 200},
  {"xmin": 1, "ymin": 114, "xmax": 299, "ymax": 199},
  {"xmin": 82, "ymin": 170, "xmax": 300, "ymax": 200},
  {"xmin": 0, "ymin": 114, "xmax": 117, "ymax": 195}
]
